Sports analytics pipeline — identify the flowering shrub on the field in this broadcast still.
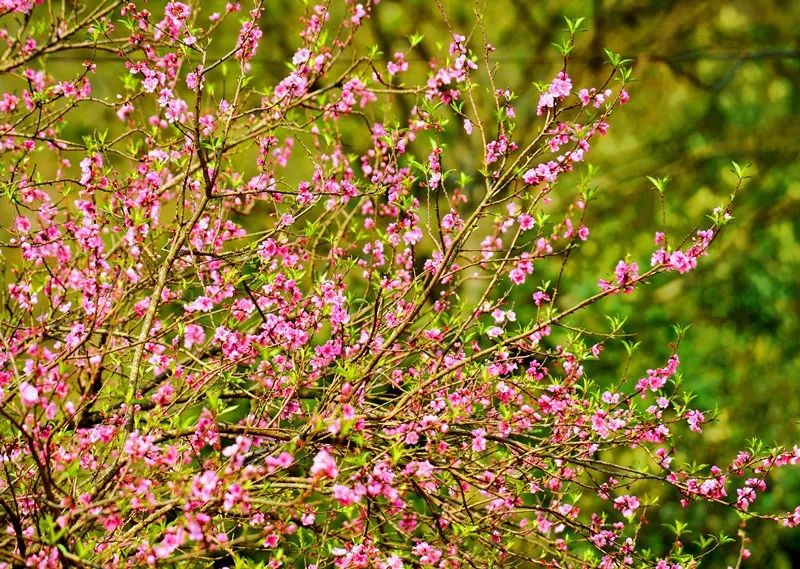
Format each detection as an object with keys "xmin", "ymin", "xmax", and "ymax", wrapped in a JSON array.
[{"xmin": 0, "ymin": 2, "xmax": 797, "ymax": 568}]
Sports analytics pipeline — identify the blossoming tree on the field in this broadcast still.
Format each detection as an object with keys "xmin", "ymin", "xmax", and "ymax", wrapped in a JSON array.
[{"xmin": 0, "ymin": 1, "xmax": 797, "ymax": 567}]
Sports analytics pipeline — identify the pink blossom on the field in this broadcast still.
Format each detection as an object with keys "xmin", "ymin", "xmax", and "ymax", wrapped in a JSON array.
[
  {"xmin": 533, "ymin": 290, "xmax": 550, "ymax": 305},
  {"xmin": 486, "ymin": 326, "xmax": 504, "ymax": 338},
  {"xmin": 537, "ymin": 71, "xmax": 572, "ymax": 115},
  {"xmin": 191, "ymin": 470, "xmax": 219, "ymax": 502},
  {"xmin": 518, "ymin": 213, "xmax": 535, "ymax": 230},
  {"xmin": 387, "ymin": 52, "xmax": 409, "ymax": 76},
  {"xmin": 235, "ymin": 12, "xmax": 263, "ymax": 63},
  {"xmin": 613, "ymin": 494, "xmax": 640, "ymax": 517},
  {"xmin": 116, "ymin": 102, "xmax": 134, "ymax": 121},
  {"xmin": 601, "ymin": 260, "xmax": 639, "ymax": 294},
  {"xmin": 185, "ymin": 296, "xmax": 214, "ymax": 313},
  {"xmin": 0, "ymin": 93, "xmax": 19, "ymax": 113},
  {"xmin": 509, "ymin": 267, "xmax": 526, "ymax": 285},
  {"xmin": 19, "ymin": 382, "xmax": 39, "ymax": 407},
  {"xmin": 784, "ymin": 506, "xmax": 800, "ymax": 527},
  {"xmin": 669, "ymin": 250, "xmax": 695, "ymax": 273},
  {"xmin": 471, "ymin": 428, "xmax": 487, "ymax": 452},
  {"xmin": 310, "ymin": 449, "xmax": 338, "ymax": 479},
  {"xmin": 332, "ymin": 483, "xmax": 362, "ymax": 505},
  {"xmin": 380, "ymin": 554, "xmax": 404, "ymax": 569},
  {"xmin": 686, "ymin": 409, "xmax": 706, "ymax": 433}
]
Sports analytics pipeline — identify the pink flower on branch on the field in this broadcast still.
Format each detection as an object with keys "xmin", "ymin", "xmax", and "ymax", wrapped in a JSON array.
[{"xmin": 0, "ymin": 3, "xmax": 779, "ymax": 567}]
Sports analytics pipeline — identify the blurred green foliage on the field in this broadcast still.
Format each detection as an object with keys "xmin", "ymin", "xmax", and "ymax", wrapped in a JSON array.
[{"xmin": 477, "ymin": 2, "xmax": 800, "ymax": 565}]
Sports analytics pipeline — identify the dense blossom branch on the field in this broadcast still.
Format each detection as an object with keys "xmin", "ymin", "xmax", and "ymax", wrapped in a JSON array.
[{"xmin": 0, "ymin": 2, "xmax": 796, "ymax": 568}]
